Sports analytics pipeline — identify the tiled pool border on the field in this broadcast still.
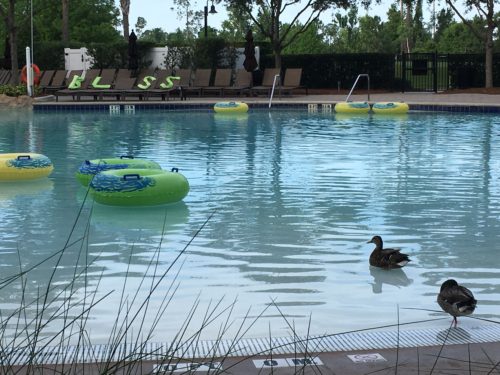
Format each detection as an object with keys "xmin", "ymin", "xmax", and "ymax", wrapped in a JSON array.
[
  {"xmin": 6, "ymin": 324, "xmax": 500, "ymax": 365},
  {"xmin": 33, "ymin": 102, "xmax": 500, "ymax": 113}
]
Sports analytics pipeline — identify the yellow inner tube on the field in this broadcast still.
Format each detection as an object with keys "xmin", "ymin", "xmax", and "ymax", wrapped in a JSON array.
[
  {"xmin": 334, "ymin": 102, "xmax": 370, "ymax": 114},
  {"xmin": 214, "ymin": 102, "xmax": 249, "ymax": 113},
  {"xmin": 0, "ymin": 153, "xmax": 53, "ymax": 181},
  {"xmin": 372, "ymin": 102, "xmax": 409, "ymax": 114}
]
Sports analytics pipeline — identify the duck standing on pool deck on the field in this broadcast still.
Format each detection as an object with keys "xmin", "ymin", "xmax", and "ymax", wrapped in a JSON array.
[
  {"xmin": 437, "ymin": 279, "xmax": 477, "ymax": 326},
  {"xmin": 367, "ymin": 235, "xmax": 411, "ymax": 269}
]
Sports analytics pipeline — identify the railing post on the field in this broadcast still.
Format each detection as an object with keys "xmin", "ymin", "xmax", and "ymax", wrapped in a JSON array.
[
  {"xmin": 433, "ymin": 51, "xmax": 438, "ymax": 93},
  {"xmin": 402, "ymin": 53, "xmax": 406, "ymax": 93}
]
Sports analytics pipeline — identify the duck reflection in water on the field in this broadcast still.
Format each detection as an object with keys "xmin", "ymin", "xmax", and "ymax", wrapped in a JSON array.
[{"xmin": 369, "ymin": 267, "xmax": 413, "ymax": 294}]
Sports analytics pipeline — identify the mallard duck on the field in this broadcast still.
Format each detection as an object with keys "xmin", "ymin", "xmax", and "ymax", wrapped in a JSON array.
[
  {"xmin": 437, "ymin": 279, "xmax": 477, "ymax": 326},
  {"xmin": 367, "ymin": 235, "xmax": 410, "ymax": 269}
]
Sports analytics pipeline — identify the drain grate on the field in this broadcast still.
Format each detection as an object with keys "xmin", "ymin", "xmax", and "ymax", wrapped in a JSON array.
[{"xmin": 5, "ymin": 324, "xmax": 500, "ymax": 365}]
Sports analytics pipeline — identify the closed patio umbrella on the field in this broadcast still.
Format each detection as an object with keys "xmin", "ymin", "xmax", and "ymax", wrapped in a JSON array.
[
  {"xmin": 243, "ymin": 29, "xmax": 258, "ymax": 72},
  {"xmin": 128, "ymin": 30, "xmax": 139, "ymax": 76}
]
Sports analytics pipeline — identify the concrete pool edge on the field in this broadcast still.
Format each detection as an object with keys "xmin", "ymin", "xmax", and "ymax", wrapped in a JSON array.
[
  {"xmin": 5, "ymin": 323, "xmax": 500, "ymax": 366},
  {"xmin": 32, "ymin": 100, "xmax": 500, "ymax": 113}
]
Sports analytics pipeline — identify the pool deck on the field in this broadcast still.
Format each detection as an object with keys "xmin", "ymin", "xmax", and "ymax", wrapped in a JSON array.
[{"xmin": 21, "ymin": 91, "xmax": 500, "ymax": 373}]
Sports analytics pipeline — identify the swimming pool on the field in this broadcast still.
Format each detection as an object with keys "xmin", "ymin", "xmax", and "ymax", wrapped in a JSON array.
[{"xmin": 0, "ymin": 108, "xmax": 499, "ymax": 346}]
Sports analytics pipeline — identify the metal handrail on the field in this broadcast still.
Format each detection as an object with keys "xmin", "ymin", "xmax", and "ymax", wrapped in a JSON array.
[
  {"xmin": 345, "ymin": 74, "xmax": 370, "ymax": 102},
  {"xmin": 268, "ymin": 74, "xmax": 281, "ymax": 108}
]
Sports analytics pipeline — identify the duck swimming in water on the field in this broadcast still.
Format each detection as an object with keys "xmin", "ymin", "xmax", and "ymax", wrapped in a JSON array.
[
  {"xmin": 367, "ymin": 235, "xmax": 410, "ymax": 269},
  {"xmin": 437, "ymin": 279, "xmax": 477, "ymax": 326}
]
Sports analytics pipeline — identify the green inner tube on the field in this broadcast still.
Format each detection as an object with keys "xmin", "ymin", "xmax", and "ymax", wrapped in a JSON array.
[
  {"xmin": 76, "ymin": 158, "xmax": 162, "ymax": 186},
  {"xmin": 89, "ymin": 168, "xmax": 189, "ymax": 206}
]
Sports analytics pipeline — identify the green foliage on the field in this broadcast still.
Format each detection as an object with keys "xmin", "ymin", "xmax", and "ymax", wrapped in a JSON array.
[
  {"xmin": 0, "ymin": 84, "xmax": 28, "ymax": 97},
  {"xmin": 86, "ymin": 40, "xmax": 157, "ymax": 69},
  {"xmin": 140, "ymin": 28, "xmax": 169, "ymax": 44},
  {"xmin": 218, "ymin": 4, "xmax": 252, "ymax": 43},
  {"xmin": 437, "ymin": 22, "xmax": 484, "ymax": 53},
  {"xmin": 283, "ymin": 21, "xmax": 329, "ymax": 54},
  {"xmin": 18, "ymin": 0, "xmax": 121, "ymax": 46},
  {"xmin": 34, "ymin": 41, "xmax": 76, "ymax": 70},
  {"xmin": 224, "ymin": 0, "xmax": 356, "ymax": 67},
  {"xmin": 192, "ymin": 37, "xmax": 230, "ymax": 69}
]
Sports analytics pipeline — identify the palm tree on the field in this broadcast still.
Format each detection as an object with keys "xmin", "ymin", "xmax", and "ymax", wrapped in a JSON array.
[
  {"xmin": 120, "ymin": 0, "xmax": 130, "ymax": 40},
  {"xmin": 62, "ymin": 0, "xmax": 69, "ymax": 44}
]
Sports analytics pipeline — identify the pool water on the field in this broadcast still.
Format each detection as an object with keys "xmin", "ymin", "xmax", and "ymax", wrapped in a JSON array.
[{"xmin": 0, "ymin": 109, "xmax": 499, "ymax": 344}]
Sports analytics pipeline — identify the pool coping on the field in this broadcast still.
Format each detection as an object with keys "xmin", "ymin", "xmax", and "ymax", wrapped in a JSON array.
[
  {"xmin": 32, "ymin": 93, "xmax": 500, "ymax": 113},
  {"xmin": 33, "ymin": 101, "xmax": 500, "ymax": 114},
  {"xmin": 4, "ymin": 323, "xmax": 500, "ymax": 366}
]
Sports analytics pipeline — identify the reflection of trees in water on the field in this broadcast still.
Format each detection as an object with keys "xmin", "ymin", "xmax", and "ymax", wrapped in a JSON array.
[{"xmin": 187, "ymin": 112, "xmax": 330, "ymax": 305}]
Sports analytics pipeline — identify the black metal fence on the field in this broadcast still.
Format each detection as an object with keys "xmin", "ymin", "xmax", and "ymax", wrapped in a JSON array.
[{"xmin": 262, "ymin": 52, "xmax": 500, "ymax": 91}]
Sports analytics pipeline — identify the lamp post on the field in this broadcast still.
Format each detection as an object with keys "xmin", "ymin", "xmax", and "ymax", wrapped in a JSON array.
[{"xmin": 204, "ymin": 0, "xmax": 217, "ymax": 38}]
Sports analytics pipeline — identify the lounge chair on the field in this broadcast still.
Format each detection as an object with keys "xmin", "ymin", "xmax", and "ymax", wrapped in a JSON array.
[
  {"xmin": 115, "ymin": 68, "xmax": 132, "ymax": 80},
  {"xmin": 280, "ymin": 68, "xmax": 307, "ymax": 96},
  {"xmin": 55, "ymin": 69, "xmax": 98, "ymax": 101},
  {"xmin": 74, "ymin": 68, "xmax": 117, "ymax": 100},
  {"xmin": 98, "ymin": 77, "xmax": 137, "ymax": 101},
  {"xmin": 3, "ymin": 71, "xmax": 14, "ymax": 85},
  {"xmin": 145, "ymin": 69, "xmax": 179, "ymax": 101},
  {"xmin": 38, "ymin": 70, "xmax": 55, "ymax": 94},
  {"xmin": 44, "ymin": 70, "xmax": 68, "ymax": 95},
  {"xmin": 251, "ymin": 68, "xmax": 281, "ymax": 96},
  {"xmin": 222, "ymin": 69, "xmax": 252, "ymax": 97},
  {"xmin": 0, "ymin": 70, "xmax": 9, "ymax": 85},
  {"xmin": 122, "ymin": 68, "xmax": 156, "ymax": 100},
  {"xmin": 167, "ymin": 69, "xmax": 190, "ymax": 100},
  {"xmin": 184, "ymin": 69, "xmax": 211, "ymax": 97},
  {"xmin": 202, "ymin": 68, "xmax": 232, "ymax": 97}
]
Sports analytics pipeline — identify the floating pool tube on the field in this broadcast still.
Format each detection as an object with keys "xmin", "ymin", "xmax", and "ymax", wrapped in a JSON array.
[
  {"xmin": 76, "ymin": 156, "xmax": 162, "ymax": 186},
  {"xmin": 372, "ymin": 102, "xmax": 409, "ymax": 114},
  {"xmin": 89, "ymin": 168, "xmax": 189, "ymax": 206},
  {"xmin": 334, "ymin": 102, "xmax": 370, "ymax": 114},
  {"xmin": 214, "ymin": 101, "xmax": 249, "ymax": 114},
  {"xmin": 0, "ymin": 153, "xmax": 53, "ymax": 181}
]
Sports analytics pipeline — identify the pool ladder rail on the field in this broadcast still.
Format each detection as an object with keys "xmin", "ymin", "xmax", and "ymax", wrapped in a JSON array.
[
  {"xmin": 346, "ymin": 74, "xmax": 370, "ymax": 102},
  {"xmin": 268, "ymin": 74, "xmax": 281, "ymax": 108}
]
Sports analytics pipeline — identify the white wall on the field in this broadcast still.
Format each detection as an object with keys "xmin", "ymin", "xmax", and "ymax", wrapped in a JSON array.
[
  {"xmin": 145, "ymin": 47, "xmax": 168, "ymax": 70},
  {"xmin": 64, "ymin": 48, "xmax": 94, "ymax": 71}
]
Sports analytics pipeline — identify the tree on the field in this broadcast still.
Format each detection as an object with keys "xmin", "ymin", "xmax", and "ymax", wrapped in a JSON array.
[
  {"xmin": 30, "ymin": 0, "xmax": 121, "ymax": 44},
  {"xmin": 223, "ymin": 0, "xmax": 354, "ymax": 69},
  {"xmin": 140, "ymin": 27, "xmax": 168, "ymax": 44},
  {"xmin": 62, "ymin": 0, "xmax": 69, "ymax": 44},
  {"xmin": 445, "ymin": 0, "xmax": 498, "ymax": 88},
  {"xmin": 381, "ymin": 4, "xmax": 406, "ymax": 53},
  {"xmin": 283, "ymin": 20, "xmax": 328, "ymax": 54},
  {"xmin": 437, "ymin": 20, "xmax": 484, "ymax": 53},
  {"xmin": 357, "ymin": 15, "xmax": 391, "ymax": 52},
  {"xmin": 0, "ymin": 0, "xmax": 19, "ymax": 83},
  {"xmin": 434, "ymin": 8, "xmax": 454, "ymax": 41},
  {"xmin": 120, "ymin": 0, "xmax": 130, "ymax": 40},
  {"xmin": 173, "ymin": 0, "xmax": 200, "ymax": 39},
  {"xmin": 324, "ymin": 6, "xmax": 359, "ymax": 52},
  {"xmin": 219, "ymin": 4, "xmax": 252, "ymax": 42},
  {"xmin": 135, "ymin": 16, "xmax": 146, "ymax": 36}
]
